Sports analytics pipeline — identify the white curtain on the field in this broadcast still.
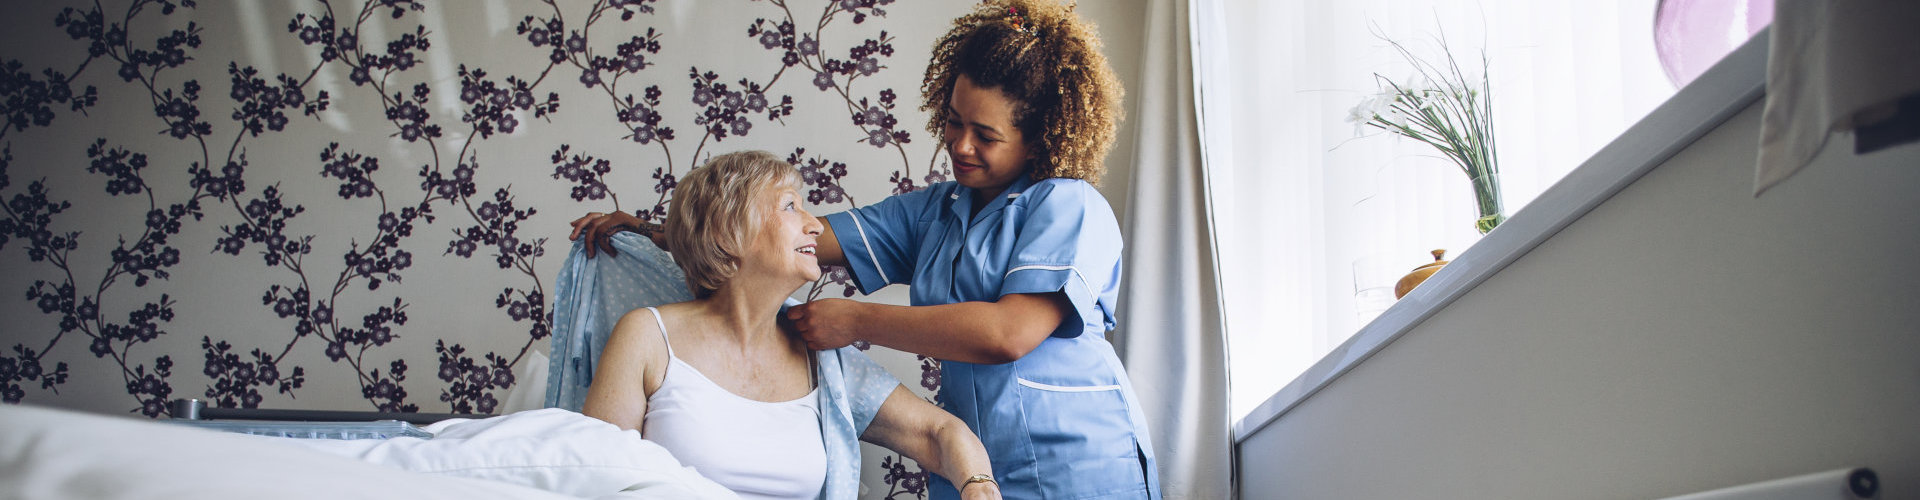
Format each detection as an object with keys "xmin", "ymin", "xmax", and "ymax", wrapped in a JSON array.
[
  {"xmin": 1192, "ymin": 0, "xmax": 1677, "ymax": 421},
  {"xmin": 1112, "ymin": 0, "xmax": 1232, "ymax": 498}
]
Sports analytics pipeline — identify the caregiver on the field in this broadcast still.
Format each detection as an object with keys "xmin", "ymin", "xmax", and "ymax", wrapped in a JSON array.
[{"xmin": 789, "ymin": 2, "xmax": 1157, "ymax": 499}]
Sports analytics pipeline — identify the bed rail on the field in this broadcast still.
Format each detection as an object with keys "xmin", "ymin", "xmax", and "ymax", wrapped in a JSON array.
[{"xmin": 169, "ymin": 398, "xmax": 482, "ymax": 425}]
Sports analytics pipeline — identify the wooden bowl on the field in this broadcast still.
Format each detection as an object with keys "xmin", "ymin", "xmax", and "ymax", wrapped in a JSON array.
[{"xmin": 1394, "ymin": 249, "xmax": 1449, "ymax": 299}]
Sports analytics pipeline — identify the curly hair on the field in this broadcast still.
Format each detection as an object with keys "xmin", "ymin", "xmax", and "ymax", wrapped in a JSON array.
[
  {"xmin": 922, "ymin": 0, "xmax": 1123, "ymax": 185},
  {"xmin": 663, "ymin": 150, "xmax": 802, "ymax": 299}
]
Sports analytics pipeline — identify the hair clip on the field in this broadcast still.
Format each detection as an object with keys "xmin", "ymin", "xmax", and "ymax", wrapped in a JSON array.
[{"xmin": 1007, "ymin": 6, "xmax": 1032, "ymax": 34}]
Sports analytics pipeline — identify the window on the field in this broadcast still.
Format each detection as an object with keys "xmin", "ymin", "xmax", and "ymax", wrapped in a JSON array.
[{"xmin": 1193, "ymin": 0, "xmax": 1750, "ymax": 423}]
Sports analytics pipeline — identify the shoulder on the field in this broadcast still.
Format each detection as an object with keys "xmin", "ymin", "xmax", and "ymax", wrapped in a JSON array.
[
  {"xmin": 606, "ymin": 307, "xmax": 671, "ymax": 362},
  {"xmin": 889, "ymin": 181, "xmax": 962, "ymax": 211},
  {"xmin": 841, "ymin": 182, "xmax": 957, "ymax": 222},
  {"xmin": 814, "ymin": 345, "xmax": 865, "ymax": 372},
  {"xmin": 1017, "ymin": 179, "xmax": 1116, "ymax": 220},
  {"xmin": 1024, "ymin": 178, "xmax": 1109, "ymax": 206},
  {"xmin": 612, "ymin": 306, "xmax": 665, "ymax": 335},
  {"xmin": 582, "ymin": 306, "xmax": 675, "ymax": 400},
  {"xmin": 819, "ymin": 346, "xmax": 899, "ymax": 386},
  {"xmin": 921, "ymin": 180, "xmax": 964, "ymax": 198}
]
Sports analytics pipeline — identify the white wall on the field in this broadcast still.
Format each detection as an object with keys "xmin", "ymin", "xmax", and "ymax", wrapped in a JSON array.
[{"xmin": 1236, "ymin": 101, "xmax": 1920, "ymax": 498}]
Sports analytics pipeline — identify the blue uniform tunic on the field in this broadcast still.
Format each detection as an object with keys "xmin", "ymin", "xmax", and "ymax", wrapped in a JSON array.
[{"xmin": 825, "ymin": 175, "xmax": 1160, "ymax": 500}]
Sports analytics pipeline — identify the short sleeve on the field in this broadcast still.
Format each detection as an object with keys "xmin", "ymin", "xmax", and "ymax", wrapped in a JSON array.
[
  {"xmin": 831, "ymin": 347, "xmax": 904, "ymax": 436},
  {"xmin": 999, "ymin": 180, "xmax": 1124, "ymax": 338},
  {"xmin": 824, "ymin": 186, "xmax": 939, "ymax": 295}
]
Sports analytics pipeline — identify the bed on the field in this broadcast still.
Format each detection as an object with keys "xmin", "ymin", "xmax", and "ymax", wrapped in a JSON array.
[
  {"xmin": 0, "ymin": 403, "xmax": 737, "ymax": 500},
  {"xmin": 0, "ymin": 237, "xmax": 736, "ymax": 500}
]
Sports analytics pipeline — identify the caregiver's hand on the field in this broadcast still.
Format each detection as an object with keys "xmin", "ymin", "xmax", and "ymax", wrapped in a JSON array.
[
  {"xmin": 961, "ymin": 479, "xmax": 1002, "ymax": 500},
  {"xmin": 567, "ymin": 211, "xmax": 663, "ymax": 258},
  {"xmin": 786, "ymin": 299, "xmax": 864, "ymax": 350}
]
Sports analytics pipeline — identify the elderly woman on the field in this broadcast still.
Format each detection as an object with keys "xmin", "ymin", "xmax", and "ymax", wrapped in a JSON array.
[{"xmin": 573, "ymin": 150, "xmax": 999, "ymax": 500}]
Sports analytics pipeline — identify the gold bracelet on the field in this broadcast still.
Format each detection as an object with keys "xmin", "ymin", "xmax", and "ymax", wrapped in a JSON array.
[{"xmin": 963, "ymin": 473, "xmax": 997, "ymax": 490}]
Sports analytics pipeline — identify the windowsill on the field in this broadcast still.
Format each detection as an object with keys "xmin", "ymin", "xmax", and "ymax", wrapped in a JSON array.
[{"xmin": 1230, "ymin": 29, "xmax": 1772, "ymax": 443}]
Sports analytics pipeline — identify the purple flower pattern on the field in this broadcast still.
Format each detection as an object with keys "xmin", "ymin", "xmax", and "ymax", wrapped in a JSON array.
[
  {"xmin": 201, "ymin": 336, "xmax": 303, "ymax": 410},
  {"xmin": 7, "ymin": 0, "xmax": 946, "ymax": 496}
]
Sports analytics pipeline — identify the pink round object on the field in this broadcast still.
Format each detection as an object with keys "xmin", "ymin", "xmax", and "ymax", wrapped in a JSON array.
[{"xmin": 1654, "ymin": 0, "xmax": 1773, "ymax": 88}]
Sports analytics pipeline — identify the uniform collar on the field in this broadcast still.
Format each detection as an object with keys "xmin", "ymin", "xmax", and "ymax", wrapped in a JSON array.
[{"xmin": 949, "ymin": 175, "xmax": 1038, "ymax": 224}]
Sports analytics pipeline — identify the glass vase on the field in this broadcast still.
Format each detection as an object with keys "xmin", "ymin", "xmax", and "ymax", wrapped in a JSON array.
[{"xmin": 1472, "ymin": 171, "xmax": 1506, "ymax": 234}]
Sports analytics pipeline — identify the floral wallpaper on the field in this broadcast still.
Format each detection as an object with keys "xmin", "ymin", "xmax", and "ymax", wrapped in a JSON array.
[{"xmin": 0, "ymin": 0, "xmax": 1107, "ymax": 498}]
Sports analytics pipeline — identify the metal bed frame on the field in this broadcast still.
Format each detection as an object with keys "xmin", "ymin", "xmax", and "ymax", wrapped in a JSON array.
[
  {"xmin": 169, "ymin": 398, "xmax": 479, "ymax": 425},
  {"xmin": 167, "ymin": 398, "xmax": 485, "ymax": 439}
]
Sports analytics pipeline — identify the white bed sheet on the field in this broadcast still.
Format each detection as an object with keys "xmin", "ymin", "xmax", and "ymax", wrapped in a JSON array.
[
  {"xmin": 274, "ymin": 408, "xmax": 736, "ymax": 499},
  {"xmin": 0, "ymin": 404, "xmax": 735, "ymax": 500}
]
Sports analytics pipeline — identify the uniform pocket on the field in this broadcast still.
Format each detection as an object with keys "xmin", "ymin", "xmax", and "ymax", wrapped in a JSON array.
[
  {"xmin": 1014, "ymin": 377, "xmax": 1148, "ymax": 498},
  {"xmin": 1017, "ymin": 378, "xmax": 1122, "ymax": 393}
]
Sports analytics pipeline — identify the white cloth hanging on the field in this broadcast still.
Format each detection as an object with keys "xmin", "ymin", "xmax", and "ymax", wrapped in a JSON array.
[{"xmin": 1755, "ymin": 0, "xmax": 1920, "ymax": 195}]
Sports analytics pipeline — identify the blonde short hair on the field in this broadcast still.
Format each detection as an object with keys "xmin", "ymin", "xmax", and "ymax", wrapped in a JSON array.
[{"xmin": 663, "ymin": 150, "xmax": 803, "ymax": 299}]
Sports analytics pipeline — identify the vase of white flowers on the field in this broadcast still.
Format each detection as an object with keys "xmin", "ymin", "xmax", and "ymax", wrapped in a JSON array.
[{"xmin": 1347, "ymin": 36, "xmax": 1505, "ymax": 234}]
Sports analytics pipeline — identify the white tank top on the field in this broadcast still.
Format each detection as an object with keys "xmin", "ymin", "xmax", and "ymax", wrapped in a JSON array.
[{"xmin": 637, "ymin": 307, "xmax": 826, "ymax": 500}]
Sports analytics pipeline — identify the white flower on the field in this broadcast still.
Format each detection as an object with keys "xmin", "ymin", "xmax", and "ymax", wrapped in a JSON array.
[
  {"xmin": 1345, "ymin": 35, "xmax": 1505, "ymax": 232},
  {"xmin": 1346, "ymin": 93, "xmax": 1398, "ymax": 136},
  {"xmin": 1344, "ymin": 101, "xmax": 1373, "ymax": 127}
]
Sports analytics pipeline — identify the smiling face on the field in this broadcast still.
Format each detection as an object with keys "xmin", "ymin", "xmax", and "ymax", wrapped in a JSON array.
[
  {"xmin": 744, "ymin": 185, "xmax": 824, "ymax": 285},
  {"xmin": 664, "ymin": 151, "xmax": 816, "ymax": 299},
  {"xmin": 943, "ymin": 74, "xmax": 1034, "ymax": 202}
]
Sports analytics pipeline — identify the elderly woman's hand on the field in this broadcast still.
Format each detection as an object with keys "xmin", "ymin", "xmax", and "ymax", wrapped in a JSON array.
[
  {"xmin": 785, "ymin": 298, "xmax": 865, "ymax": 350},
  {"xmin": 567, "ymin": 211, "xmax": 664, "ymax": 258}
]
